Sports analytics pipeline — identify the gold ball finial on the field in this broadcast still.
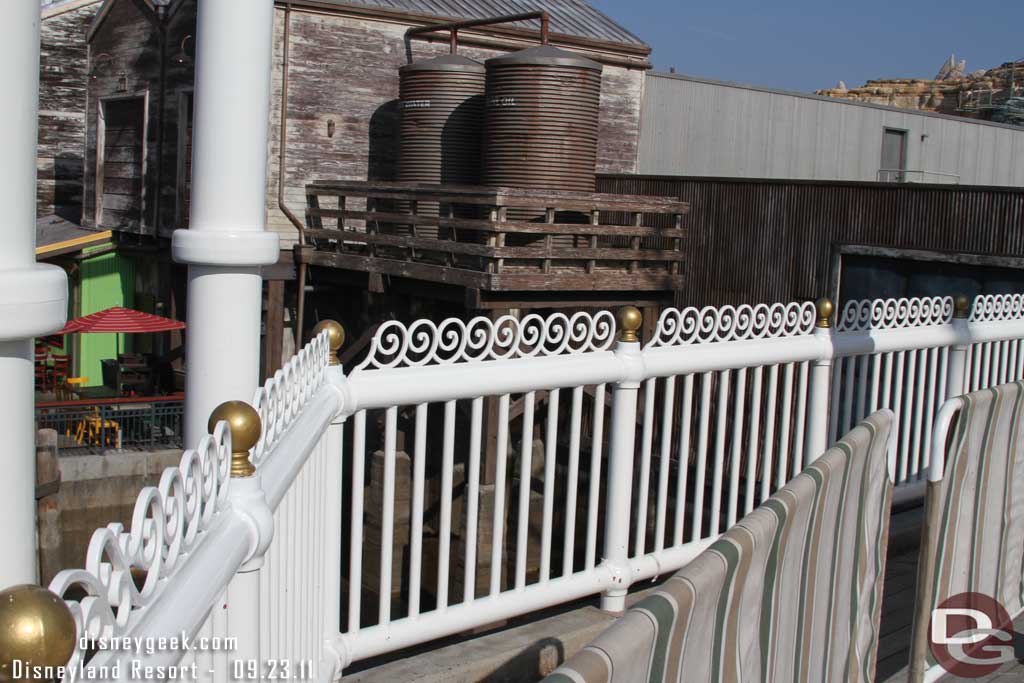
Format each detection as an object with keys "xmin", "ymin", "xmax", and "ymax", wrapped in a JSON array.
[
  {"xmin": 0, "ymin": 584, "xmax": 76, "ymax": 682},
  {"xmin": 313, "ymin": 320, "xmax": 345, "ymax": 366},
  {"xmin": 816, "ymin": 298, "xmax": 834, "ymax": 328},
  {"xmin": 954, "ymin": 295, "xmax": 971, "ymax": 319},
  {"xmin": 618, "ymin": 306, "xmax": 643, "ymax": 343},
  {"xmin": 208, "ymin": 401, "xmax": 262, "ymax": 478}
]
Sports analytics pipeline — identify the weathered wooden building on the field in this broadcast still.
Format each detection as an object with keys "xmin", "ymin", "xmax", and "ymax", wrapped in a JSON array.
[
  {"xmin": 38, "ymin": 0, "xmax": 102, "ymax": 220},
  {"xmin": 81, "ymin": 0, "xmax": 651, "ymax": 240},
  {"xmin": 78, "ymin": 0, "xmax": 663, "ymax": 372}
]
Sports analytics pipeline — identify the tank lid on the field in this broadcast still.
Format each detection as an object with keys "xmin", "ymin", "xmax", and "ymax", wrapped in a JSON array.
[
  {"xmin": 401, "ymin": 54, "xmax": 486, "ymax": 74},
  {"xmin": 486, "ymin": 45, "xmax": 602, "ymax": 72}
]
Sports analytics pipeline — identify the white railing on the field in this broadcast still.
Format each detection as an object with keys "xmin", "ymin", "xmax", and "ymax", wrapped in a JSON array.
[{"xmin": 46, "ymin": 293, "xmax": 1024, "ymax": 682}]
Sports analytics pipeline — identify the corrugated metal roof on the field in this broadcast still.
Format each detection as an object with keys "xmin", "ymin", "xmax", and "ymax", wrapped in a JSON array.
[{"xmin": 318, "ymin": 0, "xmax": 647, "ymax": 49}]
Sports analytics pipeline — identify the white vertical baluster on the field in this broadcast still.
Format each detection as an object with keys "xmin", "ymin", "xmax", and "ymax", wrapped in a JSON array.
[
  {"xmin": 970, "ymin": 344, "xmax": 982, "ymax": 392},
  {"xmin": 978, "ymin": 344, "xmax": 987, "ymax": 387},
  {"xmin": 897, "ymin": 351, "xmax": 914, "ymax": 483},
  {"xmin": 515, "ymin": 392, "xmax": 536, "ymax": 590},
  {"xmin": 775, "ymin": 364, "xmax": 794, "ymax": 489},
  {"xmin": 690, "ymin": 372, "xmax": 713, "ymax": 539},
  {"xmin": 463, "ymin": 398, "xmax": 483, "ymax": 603},
  {"xmin": 348, "ymin": 410, "xmax": 366, "ymax": 631},
  {"xmin": 792, "ymin": 361, "xmax": 808, "ymax": 475},
  {"xmin": 654, "ymin": 377, "xmax": 677, "ymax": 553},
  {"xmin": 920, "ymin": 349, "xmax": 939, "ymax": 481},
  {"xmin": 759, "ymin": 365, "xmax": 779, "ymax": 503},
  {"xmin": 710, "ymin": 370, "xmax": 731, "ymax": 534},
  {"xmin": 869, "ymin": 354, "xmax": 881, "ymax": 414},
  {"xmin": 856, "ymin": 353, "xmax": 869, "ymax": 423},
  {"xmin": 909, "ymin": 351, "xmax": 925, "ymax": 479},
  {"xmin": 489, "ymin": 394, "xmax": 511, "ymax": 596},
  {"xmin": 540, "ymin": 389, "xmax": 560, "ymax": 581},
  {"xmin": 634, "ymin": 378, "xmax": 656, "ymax": 556},
  {"xmin": 828, "ymin": 361, "xmax": 842, "ymax": 442},
  {"xmin": 841, "ymin": 355, "xmax": 856, "ymax": 434},
  {"xmin": 562, "ymin": 386, "xmax": 584, "ymax": 576},
  {"xmin": 1016, "ymin": 340, "xmax": 1024, "ymax": 381},
  {"xmin": 585, "ymin": 384, "xmax": 606, "ymax": 570},
  {"xmin": 880, "ymin": 352, "xmax": 893, "ymax": 410},
  {"xmin": 726, "ymin": 368, "xmax": 747, "ymax": 528},
  {"xmin": 1007, "ymin": 342, "xmax": 1015, "ymax": 385},
  {"xmin": 408, "ymin": 404, "xmax": 427, "ymax": 617},
  {"xmin": 379, "ymin": 406, "xmax": 398, "ymax": 625},
  {"xmin": 744, "ymin": 367, "xmax": 763, "ymax": 515},
  {"xmin": 437, "ymin": 400, "xmax": 456, "ymax": 609},
  {"xmin": 673, "ymin": 375, "xmax": 694, "ymax": 546}
]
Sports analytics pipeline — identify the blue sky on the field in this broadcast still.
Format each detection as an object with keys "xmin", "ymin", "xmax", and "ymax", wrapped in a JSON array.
[{"xmin": 588, "ymin": 0, "xmax": 1024, "ymax": 93}]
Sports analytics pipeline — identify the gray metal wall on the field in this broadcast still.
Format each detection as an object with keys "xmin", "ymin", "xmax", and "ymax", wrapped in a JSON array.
[{"xmin": 638, "ymin": 73, "xmax": 1024, "ymax": 187}]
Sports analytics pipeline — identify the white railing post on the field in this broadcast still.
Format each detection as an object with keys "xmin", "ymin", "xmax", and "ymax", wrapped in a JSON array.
[
  {"xmin": 317, "ymin": 321, "xmax": 347, "ymax": 679},
  {"xmin": 0, "ymin": 0, "xmax": 68, "ymax": 585},
  {"xmin": 805, "ymin": 298, "xmax": 835, "ymax": 462},
  {"xmin": 172, "ymin": 0, "xmax": 280, "ymax": 445},
  {"xmin": 208, "ymin": 401, "xmax": 274, "ymax": 683},
  {"xmin": 946, "ymin": 295, "xmax": 971, "ymax": 398},
  {"xmin": 600, "ymin": 307, "xmax": 644, "ymax": 613}
]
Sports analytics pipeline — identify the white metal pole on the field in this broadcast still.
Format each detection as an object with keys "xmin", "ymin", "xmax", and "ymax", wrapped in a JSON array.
[
  {"xmin": 600, "ymin": 308, "xmax": 643, "ymax": 613},
  {"xmin": 946, "ymin": 296, "xmax": 971, "ymax": 399},
  {"xmin": 804, "ymin": 299, "xmax": 835, "ymax": 462},
  {"xmin": 172, "ymin": 0, "xmax": 280, "ymax": 445},
  {"xmin": 0, "ymin": 0, "xmax": 68, "ymax": 585},
  {"xmin": 322, "ymin": 367, "xmax": 345, "ymax": 640}
]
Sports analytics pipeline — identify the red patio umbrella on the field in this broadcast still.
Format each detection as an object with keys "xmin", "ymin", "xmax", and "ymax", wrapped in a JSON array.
[
  {"xmin": 58, "ymin": 307, "xmax": 185, "ymax": 334},
  {"xmin": 57, "ymin": 306, "xmax": 186, "ymax": 366}
]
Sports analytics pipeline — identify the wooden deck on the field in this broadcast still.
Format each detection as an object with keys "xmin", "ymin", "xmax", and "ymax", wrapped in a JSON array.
[{"xmin": 299, "ymin": 181, "xmax": 689, "ymax": 306}]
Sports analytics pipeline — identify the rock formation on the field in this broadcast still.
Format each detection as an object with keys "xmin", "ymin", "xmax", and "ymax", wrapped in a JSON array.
[{"xmin": 816, "ymin": 56, "xmax": 1023, "ymax": 123}]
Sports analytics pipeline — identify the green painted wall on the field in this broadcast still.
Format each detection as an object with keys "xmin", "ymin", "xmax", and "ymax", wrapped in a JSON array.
[{"xmin": 77, "ymin": 251, "xmax": 134, "ymax": 386}]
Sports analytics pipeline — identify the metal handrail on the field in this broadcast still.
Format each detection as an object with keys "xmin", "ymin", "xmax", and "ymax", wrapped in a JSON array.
[{"xmin": 876, "ymin": 168, "xmax": 961, "ymax": 184}]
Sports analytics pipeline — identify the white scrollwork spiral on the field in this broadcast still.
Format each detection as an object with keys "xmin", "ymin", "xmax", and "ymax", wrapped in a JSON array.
[
  {"xmin": 353, "ymin": 311, "xmax": 617, "ymax": 371},
  {"xmin": 250, "ymin": 330, "xmax": 330, "ymax": 465},
  {"xmin": 970, "ymin": 293, "xmax": 1024, "ymax": 323},
  {"xmin": 48, "ymin": 424, "xmax": 233, "ymax": 682},
  {"xmin": 836, "ymin": 296, "xmax": 953, "ymax": 331},
  {"xmin": 647, "ymin": 301, "xmax": 816, "ymax": 347}
]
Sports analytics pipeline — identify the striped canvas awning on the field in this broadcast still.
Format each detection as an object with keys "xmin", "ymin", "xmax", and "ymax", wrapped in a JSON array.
[{"xmin": 58, "ymin": 307, "xmax": 185, "ymax": 334}]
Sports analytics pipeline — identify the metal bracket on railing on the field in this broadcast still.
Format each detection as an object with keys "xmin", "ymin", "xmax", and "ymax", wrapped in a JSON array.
[{"xmin": 229, "ymin": 476, "xmax": 275, "ymax": 569}]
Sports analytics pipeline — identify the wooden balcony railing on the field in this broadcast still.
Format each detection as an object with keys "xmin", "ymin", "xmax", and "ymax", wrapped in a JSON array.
[{"xmin": 298, "ymin": 181, "xmax": 688, "ymax": 298}]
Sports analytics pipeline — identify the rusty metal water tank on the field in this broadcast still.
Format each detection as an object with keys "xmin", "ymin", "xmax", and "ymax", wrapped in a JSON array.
[
  {"xmin": 482, "ymin": 45, "xmax": 603, "ymax": 192},
  {"xmin": 398, "ymin": 54, "xmax": 486, "ymax": 186}
]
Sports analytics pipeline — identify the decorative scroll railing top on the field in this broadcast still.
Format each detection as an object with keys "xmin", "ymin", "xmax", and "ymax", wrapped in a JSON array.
[
  {"xmin": 970, "ymin": 293, "xmax": 1024, "ymax": 323},
  {"xmin": 250, "ymin": 330, "xmax": 330, "ymax": 465},
  {"xmin": 836, "ymin": 296, "xmax": 953, "ymax": 332},
  {"xmin": 647, "ymin": 301, "xmax": 816, "ymax": 348},
  {"xmin": 352, "ymin": 311, "xmax": 617, "ymax": 372},
  {"xmin": 48, "ymin": 422, "xmax": 234, "ymax": 681}
]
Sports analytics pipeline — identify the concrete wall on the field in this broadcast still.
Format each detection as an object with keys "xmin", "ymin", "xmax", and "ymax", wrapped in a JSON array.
[
  {"xmin": 37, "ymin": 446, "xmax": 180, "ymax": 584},
  {"xmin": 638, "ymin": 72, "xmax": 1024, "ymax": 187}
]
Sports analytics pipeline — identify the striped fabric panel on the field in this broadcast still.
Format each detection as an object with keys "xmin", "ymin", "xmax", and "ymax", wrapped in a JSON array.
[
  {"xmin": 544, "ymin": 411, "xmax": 894, "ymax": 683},
  {"xmin": 909, "ymin": 382, "xmax": 1024, "ymax": 680}
]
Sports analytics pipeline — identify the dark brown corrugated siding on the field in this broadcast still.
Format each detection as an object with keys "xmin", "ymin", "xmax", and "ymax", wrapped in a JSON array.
[{"xmin": 597, "ymin": 175, "xmax": 1024, "ymax": 308}]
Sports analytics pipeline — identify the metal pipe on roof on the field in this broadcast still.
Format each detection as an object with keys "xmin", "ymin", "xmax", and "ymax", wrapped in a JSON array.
[{"xmin": 404, "ymin": 11, "xmax": 550, "ymax": 61}]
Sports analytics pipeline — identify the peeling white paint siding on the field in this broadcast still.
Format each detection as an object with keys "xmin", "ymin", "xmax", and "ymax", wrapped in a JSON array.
[{"xmin": 639, "ymin": 73, "xmax": 1024, "ymax": 187}]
